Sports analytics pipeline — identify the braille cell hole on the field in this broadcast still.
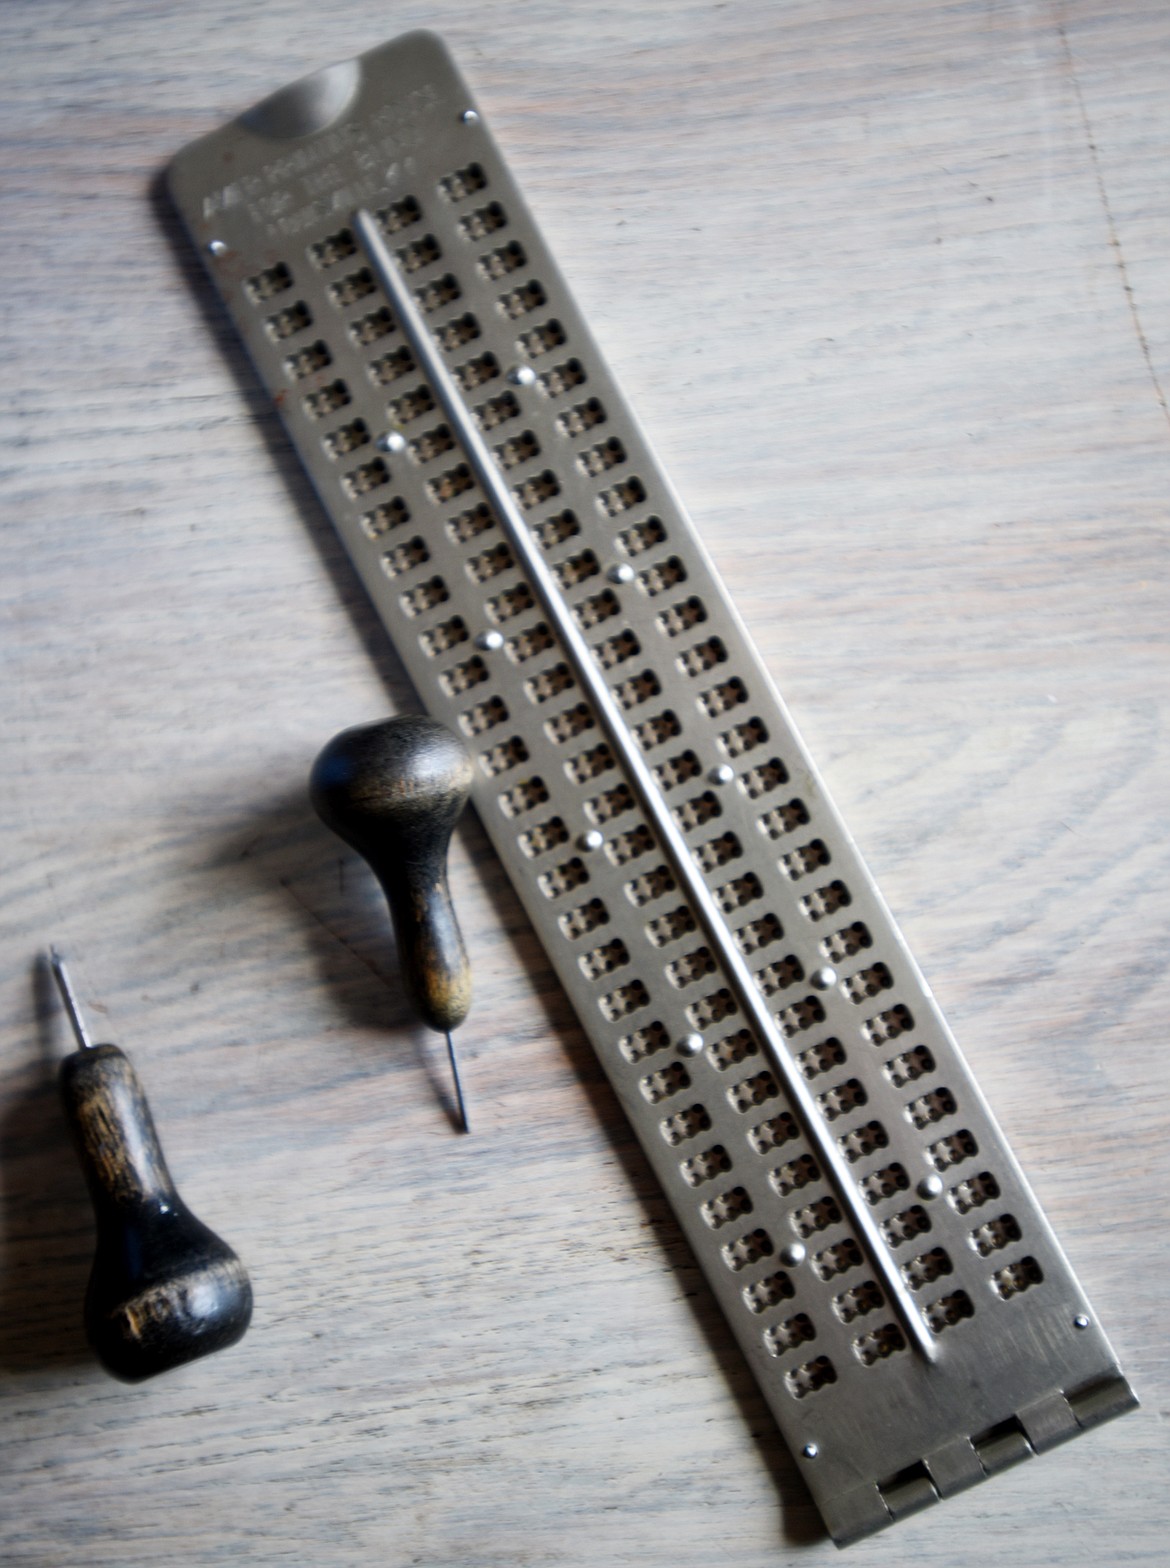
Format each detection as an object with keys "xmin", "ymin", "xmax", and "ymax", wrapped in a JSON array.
[
  {"xmin": 694, "ymin": 832, "xmax": 742, "ymax": 873},
  {"xmin": 673, "ymin": 791, "xmax": 721, "ymax": 833},
  {"xmin": 479, "ymin": 735, "xmax": 529, "ymax": 777},
  {"xmin": 819, "ymin": 921, "xmax": 872, "ymax": 962},
  {"xmin": 518, "ymin": 815, "xmax": 569, "ymax": 858},
  {"xmin": 585, "ymin": 784, "xmax": 634, "ymax": 825},
  {"xmin": 343, "ymin": 459, "xmax": 389, "ymax": 499},
  {"xmin": 841, "ymin": 963, "xmax": 894, "ymax": 1004},
  {"xmin": 618, "ymin": 516, "xmax": 667, "ymax": 556},
  {"xmin": 700, "ymin": 677, "xmax": 747, "ymax": 718},
  {"xmin": 678, "ymin": 636, "xmax": 727, "ymax": 677},
  {"xmin": 525, "ymin": 662, "xmax": 575, "ymax": 704},
  {"xmin": 409, "ymin": 425, "xmax": 456, "ymax": 464},
  {"xmin": 780, "ymin": 839, "xmax": 830, "ymax": 880},
  {"xmin": 266, "ymin": 301, "xmax": 312, "ymax": 340},
  {"xmin": 460, "ymin": 201, "xmax": 506, "ymax": 240},
  {"xmin": 514, "ymin": 469, "xmax": 561, "ymax": 511},
  {"xmin": 284, "ymin": 340, "xmax": 331, "ymax": 380},
  {"xmin": 701, "ymin": 1186, "xmax": 753, "ymax": 1229},
  {"xmin": 812, "ymin": 1241, "xmax": 862, "ymax": 1282},
  {"xmin": 537, "ymin": 857, "xmax": 588, "ymax": 899},
  {"xmin": 420, "ymin": 616, "xmax": 468, "ymax": 658},
  {"xmin": 579, "ymin": 938, "xmax": 629, "ymax": 982},
  {"xmin": 716, "ymin": 872, "xmax": 763, "ymax": 913},
  {"xmin": 605, "ymin": 823, "xmax": 656, "ymax": 866},
  {"xmin": 633, "ymin": 709, "xmax": 681, "ymax": 750},
  {"xmin": 557, "ymin": 397, "xmax": 606, "ymax": 436},
  {"xmin": 743, "ymin": 1270, "xmax": 794, "ymax": 1313},
  {"xmin": 437, "ymin": 312, "xmax": 481, "ymax": 351},
  {"xmin": 660, "ymin": 1103, "xmax": 712, "ymax": 1147},
  {"xmin": 478, "ymin": 240, "xmax": 526, "ymax": 279},
  {"xmin": 537, "ymin": 356, "xmax": 587, "ymax": 397},
  {"xmin": 926, "ymin": 1289, "xmax": 975, "ymax": 1332},
  {"xmin": 864, "ymin": 1004, "xmax": 914, "ymax": 1045},
  {"xmin": 618, "ymin": 1020, "xmax": 669, "ymax": 1064},
  {"xmin": 784, "ymin": 1355, "xmax": 837, "ymax": 1399},
  {"xmin": 474, "ymin": 391, "xmax": 521, "ymax": 430},
  {"xmin": 770, "ymin": 1154, "xmax": 820, "ymax": 1197},
  {"xmin": 370, "ymin": 346, "xmax": 415, "ymax": 386},
  {"xmin": 377, "ymin": 195, "xmax": 422, "ymax": 232},
  {"xmin": 817, "ymin": 1078, "xmax": 867, "ymax": 1122},
  {"xmin": 598, "ymin": 476, "xmax": 647, "ymax": 516},
  {"xmin": 755, "ymin": 955, "xmax": 804, "ymax": 997},
  {"xmin": 833, "ymin": 1280, "xmax": 883, "ymax": 1323},
  {"xmin": 764, "ymin": 1314, "xmax": 816, "ymax": 1357},
  {"xmin": 415, "ymin": 274, "xmax": 462, "ymax": 314},
  {"xmin": 439, "ymin": 162, "xmax": 487, "ymax": 201},
  {"xmin": 640, "ymin": 1059, "xmax": 690, "ymax": 1101},
  {"xmin": 626, "ymin": 864, "xmax": 676, "ymax": 907},
  {"xmin": 545, "ymin": 702, "xmax": 596, "ymax": 745},
  {"xmin": 361, "ymin": 497, "xmax": 410, "ymax": 539},
  {"xmin": 759, "ymin": 800, "xmax": 810, "ymax": 840},
  {"xmin": 800, "ymin": 880, "xmax": 851, "ymax": 922},
  {"xmin": 777, "ymin": 996, "xmax": 825, "ymax": 1038},
  {"xmin": 929, "ymin": 1129, "xmax": 979, "ymax": 1171},
  {"xmin": 566, "ymin": 741, "xmax": 614, "ymax": 783},
  {"xmin": 487, "ymin": 583, "xmax": 536, "ymax": 624},
  {"xmin": 498, "ymin": 777, "xmax": 550, "ymax": 818},
  {"xmin": 993, "ymin": 1256, "xmax": 1043, "ymax": 1299},
  {"xmin": 906, "ymin": 1088, "xmax": 957, "ymax": 1130},
  {"xmin": 658, "ymin": 597, "xmax": 707, "ymax": 638},
  {"xmin": 837, "ymin": 1120, "xmax": 889, "ymax": 1164},
  {"xmin": 721, "ymin": 1228, "xmax": 773, "ymax": 1272},
  {"xmin": 735, "ymin": 913, "xmax": 783, "ymax": 956},
  {"xmin": 577, "ymin": 436, "xmax": 626, "ymax": 476},
  {"xmin": 748, "ymin": 1112, "xmax": 799, "ymax": 1155},
  {"xmin": 797, "ymin": 1037, "xmax": 846, "ymax": 1079},
  {"xmin": 494, "ymin": 429, "xmax": 540, "ymax": 469},
  {"xmin": 519, "ymin": 319, "xmax": 566, "ymax": 358},
  {"xmin": 902, "ymin": 1247, "xmax": 952, "ymax": 1290},
  {"xmin": 593, "ymin": 629, "xmax": 640, "ymax": 670},
  {"xmin": 388, "ymin": 384, "xmax": 436, "ymax": 425},
  {"xmin": 680, "ymin": 1145, "xmax": 732, "ymax": 1188},
  {"xmin": 859, "ymin": 1163, "xmax": 909, "ymax": 1204},
  {"xmin": 884, "ymin": 1045, "xmax": 935, "ymax": 1088},
  {"xmin": 308, "ymin": 228, "xmax": 356, "ymax": 268},
  {"xmin": 351, "ymin": 306, "xmax": 396, "ymax": 346},
  {"xmin": 970, "ymin": 1213, "xmax": 1022, "ymax": 1257},
  {"xmin": 646, "ymin": 905, "xmax": 697, "ymax": 948},
  {"xmin": 397, "ymin": 233, "xmax": 441, "ymax": 272},
  {"xmin": 303, "ymin": 379, "xmax": 351, "ymax": 420},
  {"xmin": 459, "ymin": 696, "xmax": 508, "ymax": 737},
  {"xmin": 499, "ymin": 279, "xmax": 547, "ymax": 319},
  {"xmin": 854, "ymin": 1324, "xmax": 906, "ymax": 1366},
  {"xmin": 245, "ymin": 262, "xmax": 292, "ymax": 301},
  {"xmin": 399, "ymin": 576, "xmax": 450, "ymax": 617},
  {"xmin": 613, "ymin": 669, "xmax": 661, "ymax": 710},
  {"xmin": 652, "ymin": 749, "xmax": 701, "ymax": 790},
  {"xmin": 328, "ymin": 270, "xmax": 375, "ymax": 308},
  {"xmin": 454, "ymin": 351, "xmax": 500, "ymax": 390},
  {"xmin": 438, "ymin": 656, "xmax": 488, "ymax": 697},
  {"xmin": 666, "ymin": 946, "xmax": 716, "ymax": 988},
  {"xmin": 728, "ymin": 1071, "xmax": 779, "ymax": 1113},
  {"xmin": 507, "ymin": 623, "xmax": 555, "ymax": 664},
  {"xmin": 532, "ymin": 509, "xmax": 580, "ymax": 551},
  {"xmin": 882, "ymin": 1205, "xmax": 931, "ymax": 1247},
  {"xmin": 602, "ymin": 980, "xmax": 652, "ymax": 1022},
  {"xmin": 720, "ymin": 717, "xmax": 768, "ymax": 757},
  {"xmin": 688, "ymin": 989, "xmax": 738, "ymax": 1030},
  {"xmin": 573, "ymin": 589, "xmax": 620, "ymax": 630},
  {"xmin": 558, "ymin": 897, "xmax": 609, "ymax": 942},
  {"xmin": 949, "ymin": 1171, "xmax": 1000, "ymax": 1214}
]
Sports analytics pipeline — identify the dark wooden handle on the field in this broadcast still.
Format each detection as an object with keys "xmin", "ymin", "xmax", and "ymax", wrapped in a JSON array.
[
  {"xmin": 59, "ymin": 1045, "xmax": 253, "ymax": 1382},
  {"xmin": 309, "ymin": 715, "xmax": 474, "ymax": 1032}
]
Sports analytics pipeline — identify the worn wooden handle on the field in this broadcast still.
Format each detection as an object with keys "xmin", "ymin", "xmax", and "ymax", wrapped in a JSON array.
[
  {"xmin": 59, "ymin": 1044, "xmax": 253, "ymax": 1382},
  {"xmin": 309, "ymin": 715, "xmax": 475, "ymax": 1033}
]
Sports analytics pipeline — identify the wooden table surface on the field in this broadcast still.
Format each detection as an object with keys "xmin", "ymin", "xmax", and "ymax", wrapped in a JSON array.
[{"xmin": 2, "ymin": 2, "xmax": 1167, "ymax": 1563}]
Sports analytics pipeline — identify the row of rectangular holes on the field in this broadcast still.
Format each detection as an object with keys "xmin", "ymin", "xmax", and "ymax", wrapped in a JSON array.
[{"xmin": 306, "ymin": 175, "xmax": 1012, "ymax": 1329}]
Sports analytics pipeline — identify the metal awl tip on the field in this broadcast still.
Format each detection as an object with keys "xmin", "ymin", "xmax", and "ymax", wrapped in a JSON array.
[
  {"xmin": 48, "ymin": 946, "xmax": 94, "ymax": 1051},
  {"xmin": 446, "ymin": 1031, "xmax": 470, "ymax": 1134}
]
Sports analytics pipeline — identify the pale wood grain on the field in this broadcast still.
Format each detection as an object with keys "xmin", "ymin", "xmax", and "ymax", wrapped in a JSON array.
[{"xmin": 1, "ymin": 2, "xmax": 1167, "ymax": 1563}]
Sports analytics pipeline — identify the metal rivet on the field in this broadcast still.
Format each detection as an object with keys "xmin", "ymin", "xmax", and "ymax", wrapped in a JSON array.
[
  {"xmin": 810, "ymin": 965, "xmax": 837, "ymax": 991},
  {"xmin": 708, "ymin": 763, "xmax": 735, "ymax": 785},
  {"xmin": 607, "ymin": 562, "xmax": 635, "ymax": 585},
  {"xmin": 802, "ymin": 1443, "xmax": 819, "ymax": 1460},
  {"xmin": 917, "ymin": 1174, "xmax": 944, "ymax": 1200},
  {"xmin": 507, "ymin": 364, "xmax": 537, "ymax": 387},
  {"xmin": 779, "ymin": 1242, "xmax": 806, "ymax": 1268},
  {"xmin": 461, "ymin": 108, "xmax": 479, "ymax": 124},
  {"xmin": 377, "ymin": 431, "xmax": 407, "ymax": 454},
  {"xmin": 207, "ymin": 239, "xmax": 228, "ymax": 257},
  {"xmin": 579, "ymin": 829, "xmax": 604, "ymax": 852},
  {"xmin": 677, "ymin": 1032, "xmax": 704, "ymax": 1058},
  {"xmin": 475, "ymin": 630, "xmax": 504, "ymax": 652},
  {"xmin": 1073, "ymin": 1313, "xmax": 1091, "ymax": 1330}
]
